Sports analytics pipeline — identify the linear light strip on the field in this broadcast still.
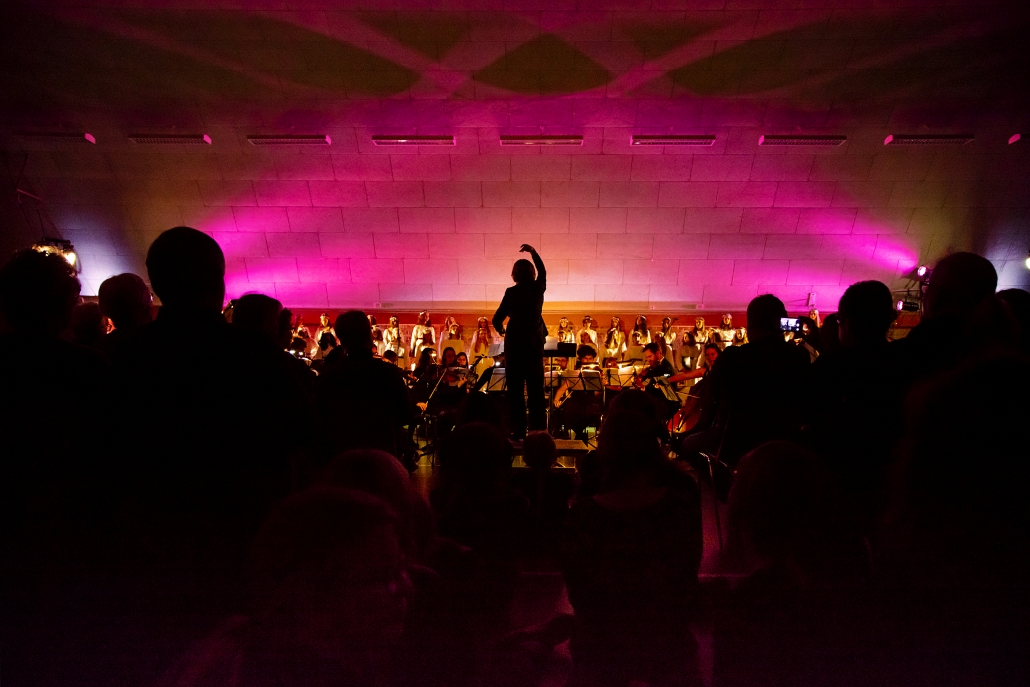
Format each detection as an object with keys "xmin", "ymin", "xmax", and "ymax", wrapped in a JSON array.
[
  {"xmin": 130, "ymin": 134, "xmax": 211, "ymax": 145},
  {"xmin": 372, "ymin": 135, "xmax": 454, "ymax": 146},
  {"xmin": 17, "ymin": 132, "xmax": 95, "ymax": 143},
  {"xmin": 500, "ymin": 135, "xmax": 583, "ymax": 146},
  {"xmin": 884, "ymin": 134, "xmax": 973, "ymax": 145},
  {"xmin": 248, "ymin": 135, "xmax": 331, "ymax": 146},
  {"xmin": 632, "ymin": 135, "xmax": 715, "ymax": 146},
  {"xmin": 759, "ymin": 135, "xmax": 847, "ymax": 146}
]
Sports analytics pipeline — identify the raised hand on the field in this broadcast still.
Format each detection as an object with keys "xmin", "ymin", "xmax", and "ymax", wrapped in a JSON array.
[{"xmin": 519, "ymin": 244, "xmax": 536, "ymax": 254}]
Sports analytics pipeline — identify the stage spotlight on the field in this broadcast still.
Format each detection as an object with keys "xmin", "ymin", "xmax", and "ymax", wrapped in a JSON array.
[
  {"xmin": 1025, "ymin": 250, "xmax": 1030, "ymax": 270},
  {"xmin": 896, "ymin": 299, "xmax": 920, "ymax": 313},
  {"xmin": 916, "ymin": 265, "xmax": 928, "ymax": 278}
]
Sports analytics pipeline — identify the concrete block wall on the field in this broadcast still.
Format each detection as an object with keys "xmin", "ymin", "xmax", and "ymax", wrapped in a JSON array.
[{"xmin": 1, "ymin": 1, "xmax": 1028, "ymax": 315}]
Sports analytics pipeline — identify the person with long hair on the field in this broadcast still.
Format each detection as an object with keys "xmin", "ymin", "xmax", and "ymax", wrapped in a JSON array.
[
  {"xmin": 579, "ymin": 315, "xmax": 598, "ymax": 348},
  {"xmin": 411, "ymin": 311, "xmax": 435, "ymax": 366},
  {"xmin": 557, "ymin": 317, "xmax": 576, "ymax": 344},
  {"xmin": 604, "ymin": 316, "xmax": 626, "ymax": 360},
  {"xmin": 369, "ymin": 314, "xmax": 386, "ymax": 356},
  {"xmin": 632, "ymin": 315, "xmax": 651, "ymax": 345},
  {"xmin": 384, "ymin": 315, "xmax": 404, "ymax": 363}
]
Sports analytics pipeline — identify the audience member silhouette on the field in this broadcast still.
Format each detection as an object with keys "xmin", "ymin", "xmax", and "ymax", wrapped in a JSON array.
[
  {"xmin": 512, "ymin": 431, "xmax": 576, "ymax": 562},
  {"xmin": 715, "ymin": 441, "xmax": 871, "ymax": 687},
  {"xmin": 0, "ymin": 248, "xmax": 109, "ymax": 686},
  {"xmin": 68, "ymin": 300, "xmax": 106, "ymax": 348},
  {"xmin": 156, "ymin": 488, "xmax": 412, "ymax": 687},
  {"xmin": 96, "ymin": 271, "xmax": 152, "ymax": 360},
  {"xmin": 683, "ymin": 294, "xmax": 811, "ymax": 466},
  {"xmin": 997, "ymin": 288, "xmax": 1030, "ymax": 352},
  {"xmin": 561, "ymin": 410, "xmax": 702, "ymax": 687},
  {"xmin": 808, "ymin": 280, "xmax": 906, "ymax": 532},
  {"xmin": 892, "ymin": 251, "xmax": 998, "ymax": 387},
  {"xmin": 318, "ymin": 310, "xmax": 415, "ymax": 466},
  {"xmin": 873, "ymin": 354, "xmax": 1030, "ymax": 687},
  {"xmin": 104, "ymin": 227, "xmax": 307, "ymax": 685}
]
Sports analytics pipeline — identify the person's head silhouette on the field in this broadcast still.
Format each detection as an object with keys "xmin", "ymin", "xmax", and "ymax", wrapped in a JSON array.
[
  {"xmin": 335, "ymin": 310, "xmax": 374, "ymax": 355},
  {"xmin": 98, "ymin": 272, "xmax": 152, "ymax": 331},
  {"xmin": 0, "ymin": 248, "xmax": 80, "ymax": 336},
  {"xmin": 746, "ymin": 294, "xmax": 788, "ymax": 342},
  {"xmin": 924, "ymin": 252, "xmax": 997, "ymax": 320},
  {"xmin": 837, "ymin": 280, "xmax": 897, "ymax": 347},
  {"xmin": 146, "ymin": 227, "xmax": 225, "ymax": 312}
]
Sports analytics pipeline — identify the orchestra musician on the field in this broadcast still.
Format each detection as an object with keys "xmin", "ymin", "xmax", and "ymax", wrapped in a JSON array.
[
  {"xmin": 556, "ymin": 316, "xmax": 576, "ymax": 344},
  {"xmin": 552, "ymin": 344, "xmax": 602, "ymax": 439},
  {"xmin": 667, "ymin": 342, "xmax": 720, "ymax": 385},
  {"xmin": 604, "ymin": 316, "xmax": 626, "ymax": 360},
  {"xmin": 637, "ymin": 342, "xmax": 678, "ymax": 421}
]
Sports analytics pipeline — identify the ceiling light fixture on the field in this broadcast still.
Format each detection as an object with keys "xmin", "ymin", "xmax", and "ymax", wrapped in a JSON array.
[
  {"xmin": 371, "ymin": 135, "xmax": 454, "ymax": 146},
  {"xmin": 759, "ymin": 134, "xmax": 847, "ymax": 146},
  {"xmin": 129, "ymin": 134, "xmax": 211, "ymax": 145},
  {"xmin": 884, "ymin": 134, "xmax": 974, "ymax": 145},
  {"xmin": 631, "ymin": 135, "xmax": 716, "ymax": 146},
  {"xmin": 17, "ymin": 132, "xmax": 96, "ymax": 144},
  {"xmin": 247, "ymin": 135, "xmax": 331, "ymax": 146},
  {"xmin": 1025, "ymin": 249, "xmax": 1030, "ymax": 270},
  {"xmin": 1009, "ymin": 134, "xmax": 1021, "ymax": 144},
  {"xmin": 896, "ymin": 299, "xmax": 920, "ymax": 313},
  {"xmin": 500, "ymin": 135, "xmax": 583, "ymax": 146}
]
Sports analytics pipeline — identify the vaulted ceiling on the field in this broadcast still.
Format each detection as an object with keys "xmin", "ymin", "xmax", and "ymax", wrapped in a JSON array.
[{"xmin": 2, "ymin": 0, "xmax": 1028, "ymax": 312}]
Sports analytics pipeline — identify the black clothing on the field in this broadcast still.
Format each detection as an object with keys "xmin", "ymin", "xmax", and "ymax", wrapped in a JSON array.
[
  {"xmin": 493, "ymin": 250, "xmax": 547, "ymax": 438},
  {"xmin": 702, "ymin": 336, "xmax": 811, "ymax": 465},
  {"xmin": 319, "ymin": 346, "xmax": 414, "ymax": 457},
  {"xmin": 643, "ymin": 358, "xmax": 678, "ymax": 421}
]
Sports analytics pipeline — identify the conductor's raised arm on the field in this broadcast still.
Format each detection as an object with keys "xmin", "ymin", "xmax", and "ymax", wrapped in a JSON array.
[{"xmin": 520, "ymin": 244, "xmax": 546, "ymax": 291}]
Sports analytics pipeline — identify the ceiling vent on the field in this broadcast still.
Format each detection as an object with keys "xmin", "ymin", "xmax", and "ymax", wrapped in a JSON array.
[
  {"xmin": 884, "ymin": 134, "xmax": 973, "ymax": 145},
  {"xmin": 129, "ymin": 134, "xmax": 211, "ymax": 145},
  {"xmin": 631, "ymin": 135, "xmax": 715, "ymax": 146},
  {"xmin": 371, "ymin": 135, "xmax": 454, "ymax": 146},
  {"xmin": 17, "ymin": 132, "xmax": 95, "ymax": 143},
  {"xmin": 500, "ymin": 135, "xmax": 583, "ymax": 146},
  {"xmin": 759, "ymin": 134, "xmax": 847, "ymax": 146},
  {"xmin": 248, "ymin": 135, "xmax": 331, "ymax": 146}
]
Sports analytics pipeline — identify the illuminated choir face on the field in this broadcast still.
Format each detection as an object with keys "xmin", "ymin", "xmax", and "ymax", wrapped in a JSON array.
[
  {"xmin": 559, "ymin": 317, "xmax": 570, "ymax": 329},
  {"xmin": 390, "ymin": 316, "xmax": 398, "ymax": 327},
  {"xmin": 695, "ymin": 317, "xmax": 705, "ymax": 330},
  {"xmin": 722, "ymin": 314, "xmax": 733, "ymax": 327}
]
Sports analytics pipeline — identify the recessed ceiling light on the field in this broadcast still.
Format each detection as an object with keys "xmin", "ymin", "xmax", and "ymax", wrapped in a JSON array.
[
  {"xmin": 499, "ymin": 135, "xmax": 583, "ymax": 146},
  {"xmin": 884, "ymin": 134, "xmax": 973, "ymax": 145},
  {"xmin": 1009, "ymin": 134, "xmax": 1021, "ymax": 144},
  {"xmin": 371, "ymin": 135, "xmax": 455, "ymax": 146},
  {"xmin": 129, "ymin": 134, "xmax": 211, "ymax": 145},
  {"xmin": 631, "ymin": 135, "xmax": 715, "ymax": 146},
  {"xmin": 759, "ymin": 134, "xmax": 847, "ymax": 146},
  {"xmin": 247, "ymin": 135, "xmax": 331, "ymax": 146},
  {"xmin": 17, "ymin": 132, "xmax": 95, "ymax": 143}
]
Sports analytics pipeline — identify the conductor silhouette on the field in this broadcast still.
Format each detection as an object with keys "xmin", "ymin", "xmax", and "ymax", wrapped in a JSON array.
[{"xmin": 492, "ymin": 244, "xmax": 547, "ymax": 440}]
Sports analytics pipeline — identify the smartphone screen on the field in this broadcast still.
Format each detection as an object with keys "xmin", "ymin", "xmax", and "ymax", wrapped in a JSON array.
[{"xmin": 780, "ymin": 317, "xmax": 801, "ymax": 332}]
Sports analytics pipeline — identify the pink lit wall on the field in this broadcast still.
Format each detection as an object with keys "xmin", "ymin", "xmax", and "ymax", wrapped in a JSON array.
[{"xmin": 1, "ymin": 1, "xmax": 1028, "ymax": 315}]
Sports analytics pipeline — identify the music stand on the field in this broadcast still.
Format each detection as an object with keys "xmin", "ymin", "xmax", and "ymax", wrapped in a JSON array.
[{"xmin": 485, "ymin": 368, "xmax": 507, "ymax": 392}]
